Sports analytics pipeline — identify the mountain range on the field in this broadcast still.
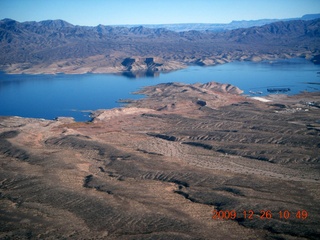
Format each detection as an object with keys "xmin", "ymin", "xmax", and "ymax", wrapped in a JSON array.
[
  {"xmin": 0, "ymin": 15, "xmax": 319, "ymax": 74},
  {"xmin": 115, "ymin": 13, "xmax": 320, "ymax": 32}
]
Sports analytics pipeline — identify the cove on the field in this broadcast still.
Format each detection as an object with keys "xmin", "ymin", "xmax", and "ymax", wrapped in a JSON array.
[{"xmin": 0, "ymin": 58, "xmax": 319, "ymax": 121}]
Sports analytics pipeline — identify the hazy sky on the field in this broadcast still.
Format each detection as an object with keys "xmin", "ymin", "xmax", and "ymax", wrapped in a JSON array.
[{"xmin": 0, "ymin": 0, "xmax": 319, "ymax": 26}]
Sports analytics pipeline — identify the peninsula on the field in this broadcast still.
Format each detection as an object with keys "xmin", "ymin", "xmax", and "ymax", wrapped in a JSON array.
[{"xmin": 1, "ymin": 82, "xmax": 320, "ymax": 239}]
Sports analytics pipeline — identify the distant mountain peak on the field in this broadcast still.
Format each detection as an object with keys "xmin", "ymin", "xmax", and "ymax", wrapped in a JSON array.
[
  {"xmin": 0, "ymin": 18, "xmax": 19, "ymax": 25},
  {"xmin": 112, "ymin": 13, "xmax": 320, "ymax": 32},
  {"xmin": 39, "ymin": 19, "xmax": 73, "ymax": 28},
  {"xmin": 301, "ymin": 13, "xmax": 320, "ymax": 20},
  {"xmin": 1, "ymin": 18, "xmax": 17, "ymax": 22}
]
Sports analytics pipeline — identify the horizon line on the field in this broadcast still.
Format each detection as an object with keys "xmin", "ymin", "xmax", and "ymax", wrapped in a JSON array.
[{"xmin": 1, "ymin": 12, "xmax": 320, "ymax": 27}]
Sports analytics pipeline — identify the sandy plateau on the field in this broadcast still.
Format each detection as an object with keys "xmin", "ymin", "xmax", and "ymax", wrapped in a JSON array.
[{"xmin": 0, "ymin": 82, "xmax": 320, "ymax": 240}]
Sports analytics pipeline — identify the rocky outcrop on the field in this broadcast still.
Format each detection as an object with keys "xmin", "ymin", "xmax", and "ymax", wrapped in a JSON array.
[
  {"xmin": 197, "ymin": 82, "xmax": 244, "ymax": 94},
  {"xmin": 116, "ymin": 82, "xmax": 245, "ymax": 116},
  {"xmin": 92, "ymin": 107, "xmax": 155, "ymax": 121},
  {"xmin": 311, "ymin": 54, "xmax": 320, "ymax": 64},
  {"xmin": 119, "ymin": 57, "xmax": 187, "ymax": 77},
  {"xmin": 121, "ymin": 57, "xmax": 163, "ymax": 72}
]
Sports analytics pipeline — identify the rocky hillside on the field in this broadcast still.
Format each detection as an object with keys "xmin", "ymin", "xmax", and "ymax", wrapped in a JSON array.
[
  {"xmin": 0, "ymin": 18, "xmax": 319, "ymax": 74},
  {"xmin": 1, "ymin": 82, "xmax": 320, "ymax": 239}
]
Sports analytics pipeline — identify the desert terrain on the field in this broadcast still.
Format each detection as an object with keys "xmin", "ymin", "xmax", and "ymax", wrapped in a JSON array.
[
  {"xmin": 1, "ymin": 6, "xmax": 320, "ymax": 240},
  {"xmin": 1, "ymin": 18, "xmax": 319, "ymax": 75},
  {"xmin": 0, "ymin": 82, "xmax": 319, "ymax": 239}
]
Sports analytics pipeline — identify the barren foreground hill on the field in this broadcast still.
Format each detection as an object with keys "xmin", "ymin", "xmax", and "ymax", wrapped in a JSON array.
[{"xmin": 0, "ymin": 82, "xmax": 319, "ymax": 239}]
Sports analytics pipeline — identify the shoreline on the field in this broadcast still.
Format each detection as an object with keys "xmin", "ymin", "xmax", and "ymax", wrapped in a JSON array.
[
  {"xmin": 1, "ymin": 81, "xmax": 320, "ymax": 239},
  {"xmin": 1, "ymin": 87, "xmax": 319, "ymax": 123},
  {"xmin": 1, "ymin": 55, "xmax": 317, "ymax": 75},
  {"xmin": 1, "ymin": 57, "xmax": 319, "ymax": 122}
]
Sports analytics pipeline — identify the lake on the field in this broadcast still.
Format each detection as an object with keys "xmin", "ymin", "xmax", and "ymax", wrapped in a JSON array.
[{"xmin": 0, "ymin": 58, "xmax": 319, "ymax": 121}]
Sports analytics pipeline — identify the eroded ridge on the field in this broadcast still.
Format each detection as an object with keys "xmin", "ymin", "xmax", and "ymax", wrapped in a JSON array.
[{"xmin": 1, "ymin": 82, "xmax": 320, "ymax": 239}]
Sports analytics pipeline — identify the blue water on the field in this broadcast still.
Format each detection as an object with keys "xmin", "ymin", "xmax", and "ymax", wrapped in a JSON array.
[{"xmin": 0, "ymin": 58, "xmax": 319, "ymax": 121}]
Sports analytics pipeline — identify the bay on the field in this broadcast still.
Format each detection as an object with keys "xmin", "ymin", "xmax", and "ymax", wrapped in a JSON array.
[{"xmin": 0, "ymin": 58, "xmax": 319, "ymax": 121}]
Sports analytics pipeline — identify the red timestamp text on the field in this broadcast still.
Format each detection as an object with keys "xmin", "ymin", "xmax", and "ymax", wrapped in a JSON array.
[{"xmin": 212, "ymin": 209, "xmax": 308, "ymax": 220}]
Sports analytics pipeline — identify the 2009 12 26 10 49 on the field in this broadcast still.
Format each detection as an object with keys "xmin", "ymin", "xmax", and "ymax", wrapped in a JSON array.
[{"xmin": 212, "ymin": 209, "xmax": 308, "ymax": 220}]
